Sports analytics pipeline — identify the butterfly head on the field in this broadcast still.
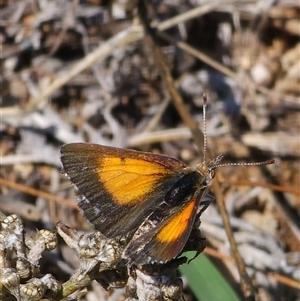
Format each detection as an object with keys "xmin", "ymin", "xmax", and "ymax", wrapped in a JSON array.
[{"xmin": 195, "ymin": 153, "xmax": 224, "ymax": 185}]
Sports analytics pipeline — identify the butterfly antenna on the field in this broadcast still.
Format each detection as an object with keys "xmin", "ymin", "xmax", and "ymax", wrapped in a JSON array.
[
  {"xmin": 216, "ymin": 159, "xmax": 277, "ymax": 169},
  {"xmin": 202, "ymin": 94, "xmax": 208, "ymax": 163},
  {"xmin": 201, "ymin": 94, "xmax": 277, "ymax": 169}
]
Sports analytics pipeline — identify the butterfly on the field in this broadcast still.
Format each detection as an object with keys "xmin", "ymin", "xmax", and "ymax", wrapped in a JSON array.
[
  {"xmin": 60, "ymin": 101, "xmax": 276, "ymax": 265},
  {"xmin": 60, "ymin": 141, "xmax": 226, "ymax": 264}
]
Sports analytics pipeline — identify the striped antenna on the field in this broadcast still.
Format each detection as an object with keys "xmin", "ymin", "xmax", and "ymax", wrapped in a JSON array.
[
  {"xmin": 202, "ymin": 94, "xmax": 277, "ymax": 169},
  {"xmin": 216, "ymin": 159, "xmax": 277, "ymax": 168},
  {"xmin": 202, "ymin": 94, "xmax": 208, "ymax": 163}
]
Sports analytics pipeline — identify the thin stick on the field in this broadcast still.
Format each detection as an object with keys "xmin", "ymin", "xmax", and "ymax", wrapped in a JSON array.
[
  {"xmin": 28, "ymin": 26, "xmax": 143, "ymax": 110},
  {"xmin": 137, "ymin": 2, "xmax": 204, "ymax": 155},
  {"xmin": 0, "ymin": 177, "xmax": 78, "ymax": 209}
]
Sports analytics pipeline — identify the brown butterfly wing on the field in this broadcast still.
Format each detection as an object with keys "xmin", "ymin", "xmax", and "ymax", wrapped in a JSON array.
[
  {"xmin": 123, "ymin": 196, "xmax": 200, "ymax": 264},
  {"xmin": 60, "ymin": 143, "xmax": 188, "ymax": 237}
]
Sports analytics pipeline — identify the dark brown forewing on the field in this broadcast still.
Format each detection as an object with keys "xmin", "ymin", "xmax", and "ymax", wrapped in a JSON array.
[{"xmin": 60, "ymin": 143, "xmax": 188, "ymax": 237}]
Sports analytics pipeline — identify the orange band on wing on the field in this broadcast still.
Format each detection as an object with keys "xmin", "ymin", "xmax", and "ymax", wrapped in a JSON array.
[
  {"xmin": 98, "ymin": 157, "xmax": 173, "ymax": 205},
  {"xmin": 156, "ymin": 198, "xmax": 197, "ymax": 243}
]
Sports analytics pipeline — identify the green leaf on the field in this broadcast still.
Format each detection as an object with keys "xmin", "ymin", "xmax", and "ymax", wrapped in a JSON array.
[{"xmin": 179, "ymin": 253, "xmax": 242, "ymax": 301}]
